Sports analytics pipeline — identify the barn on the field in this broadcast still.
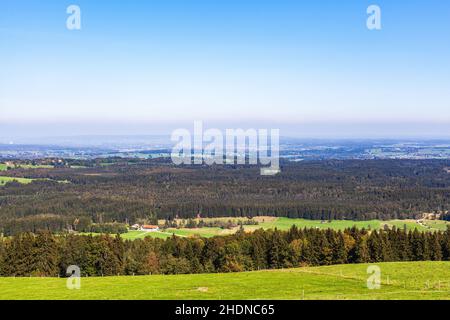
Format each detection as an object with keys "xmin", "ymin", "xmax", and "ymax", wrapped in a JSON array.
[{"xmin": 140, "ymin": 225, "xmax": 160, "ymax": 232}]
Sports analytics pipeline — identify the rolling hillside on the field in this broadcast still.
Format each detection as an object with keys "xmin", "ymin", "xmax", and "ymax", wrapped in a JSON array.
[{"xmin": 0, "ymin": 262, "xmax": 448, "ymax": 300}]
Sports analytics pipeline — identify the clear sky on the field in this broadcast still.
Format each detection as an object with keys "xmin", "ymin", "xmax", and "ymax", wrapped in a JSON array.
[{"xmin": 1, "ymin": 0, "xmax": 450, "ymax": 138}]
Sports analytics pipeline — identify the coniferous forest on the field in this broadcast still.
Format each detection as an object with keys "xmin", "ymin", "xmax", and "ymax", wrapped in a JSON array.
[
  {"xmin": 0, "ymin": 158, "xmax": 449, "ymax": 235},
  {"xmin": 1, "ymin": 158, "xmax": 450, "ymax": 277},
  {"xmin": 0, "ymin": 226, "xmax": 449, "ymax": 277}
]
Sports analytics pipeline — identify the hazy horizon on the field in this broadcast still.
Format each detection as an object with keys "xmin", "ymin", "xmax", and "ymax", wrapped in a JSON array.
[
  {"xmin": 1, "ymin": 1, "xmax": 450, "ymax": 140},
  {"xmin": 2, "ymin": 121, "xmax": 450, "ymax": 143}
]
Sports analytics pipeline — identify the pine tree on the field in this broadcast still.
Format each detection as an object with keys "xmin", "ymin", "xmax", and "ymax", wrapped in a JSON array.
[
  {"xmin": 430, "ymin": 233, "xmax": 443, "ymax": 261},
  {"xmin": 32, "ymin": 232, "xmax": 60, "ymax": 276},
  {"xmin": 444, "ymin": 226, "xmax": 450, "ymax": 261},
  {"xmin": 354, "ymin": 236, "xmax": 370, "ymax": 263},
  {"xmin": 411, "ymin": 229, "xmax": 425, "ymax": 261},
  {"xmin": 332, "ymin": 231, "xmax": 348, "ymax": 265},
  {"xmin": 367, "ymin": 231, "xmax": 383, "ymax": 262},
  {"xmin": 318, "ymin": 232, "xmax": 333, "ymax": 265}
]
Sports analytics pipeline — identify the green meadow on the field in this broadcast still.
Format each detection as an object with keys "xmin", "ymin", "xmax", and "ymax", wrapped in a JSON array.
[
  {"xmin": 0, "ymin": 163, "xmax": 53, "ymax": 170},
  {"xmin": 421, "ymin": 219, "xmax": 450, "ymax": 231},
  {"xmin": 165, "ymin": 227, "xmax": 228, "ymax": 238},
  {"xmin": 15, "ymin": 164, "xmax": 53, "ymax": 169},
  {"xmin": 0, "ymin": 176, "xmax": 69, "ymax": 186},
  {"xmin": 251, "ymin": 217, "xmax": 436, "ymax": 232},
  {"xmin": 105, "ymin": 217, "xmax": 448, "ymax": 241},
  {"xmin": 0, "ymin": 262, "xmax": 448, "ymax": 300},
  {"xmin": 252, "ymin": 217, "xmax": 384, "ymax": 231},
  {"xmin": 0, "ymin": 176, "xmax": 35, "ymax": 185},
  {"xmin": 120, "ymin": 230, "xmax": 173, "ymax": 240},
  {"xmin": 0, "ymin": 162, "xmax": 58, "ymax": 185}
]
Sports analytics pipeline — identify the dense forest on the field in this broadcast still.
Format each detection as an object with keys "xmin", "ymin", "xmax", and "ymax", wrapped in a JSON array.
[
  {"xmin": 0, "ymin": 158, "xmax": 450, "ymax": 235},
  {"xmin": 0, "ymin": 226, "xmax": 449, "ymax": 277}
]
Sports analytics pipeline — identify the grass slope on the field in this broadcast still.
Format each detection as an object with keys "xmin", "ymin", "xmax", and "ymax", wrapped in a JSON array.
[
  {"xmin": 120, "ymin": 230, "xmax": 173, "ymax": 240},
  {"xmin": 0, "ymin": 176, "xmax": 69, "ymax": 186},
  {"xmin": 0, "ymin": 163, "xmax": 53, "ymax": 170},
  {"xmin": 0, "ymin": 176, "xmax": 35, "ymax": 185},
  {"xmin": 255, "ymin": 218, "xmax": 384, "ymax": 231},
  {"xmin": 114, "ymin": 217, "xmax": 448, "ymax": 240},
  {"xmin": 0, "ymin": 163, "xmax": 61, "ymax": 185},
  {"xmin": 421, "ymin": 220, "xmax": 450, "ymax": 231},
  {"xmin": 0, "ymin": 262, "xmax": 448, "ymax": 300}
]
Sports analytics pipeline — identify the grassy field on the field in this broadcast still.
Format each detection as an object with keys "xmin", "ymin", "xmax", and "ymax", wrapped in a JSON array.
[
  {"xmin": 421, "ymin": 219, "xmax": 450, "ymax": 231},
  {"xmin": 0, "ymin": 162, "xmax": 58, "ymax": 185},
  {"xmin": 0, "ymin": 261, "xmax": 448, "ymax": 300},
  {"xmin": 16, "ymin": 164, "xmax": 53, "ymax": 169},
  {"xmin": 250, "ymin": 217, "xmax": 439, "ymax": 232},
  {"xmin": 384, "ymin": 219, "xmax": 431, "ymax": 232},
  {"xmin": 0, "ymin": 176, "xmax": 35, "ymax": 185},
  {"xmin": 120, "ymin": 230, "xmax": 174, "ymax": 240},
  {"xmin": 249, "ymin": 217, "xmax": 384, "ymax": 231},
  {"xmin": 0, "ymin": 176, "xmax": 69, "ymax": 186},
  {"xmin": 110, "ymin": 217, "xmax": 448, "ymax": 240},
  {"xmin": 0, "ymin": 163, "xmax": 53, "ymax": 170},
  {"xmin": 85, "ymin": 229, "xmax": 224, "ymax": 240},
  {"xmin": 81, "ymin": 230, "xmax": 178, "ymax": 240},
  {"xmin": 165, "ymin": 227, "xmax": 232, "ymax": 238}
]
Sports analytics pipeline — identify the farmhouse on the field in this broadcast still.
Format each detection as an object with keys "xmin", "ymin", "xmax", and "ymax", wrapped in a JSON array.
[{"xmin": 140, "ymin": 225, "xmax": 160, "ymax": 232}]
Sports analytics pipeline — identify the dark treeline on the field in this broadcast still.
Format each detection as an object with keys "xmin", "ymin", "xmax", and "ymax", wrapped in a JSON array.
[
  {"xmin": 0, "ymin": 226, "xmax": 449, "ymax": 277},
  {"xmin": 1, "ymin": 159, "xmax": 450, "ymax": 235},
  {"xmin": 80, "ymin": 222, "xmax": 128, "ymax": 234},
  {"xmin": 170, "ymin": 218, "xmax": 259, "ymax": 229}
]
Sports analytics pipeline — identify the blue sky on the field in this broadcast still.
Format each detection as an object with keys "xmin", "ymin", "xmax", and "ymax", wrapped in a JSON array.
[{"xmin": 1, "ymin": 0, "xmax": 450, "ymax": 138}]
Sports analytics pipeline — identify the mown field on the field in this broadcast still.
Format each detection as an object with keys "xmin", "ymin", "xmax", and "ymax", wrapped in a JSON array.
[{"xmin": 0, "ymin": 262, "xmax": 448, "ymax": 300}]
